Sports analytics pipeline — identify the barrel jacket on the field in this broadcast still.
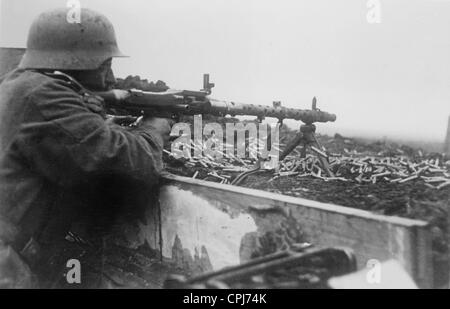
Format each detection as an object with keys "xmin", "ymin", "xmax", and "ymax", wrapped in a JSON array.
[{"xmin": 0, "ymin": 69, "xmax": 164, "ymax": 249}]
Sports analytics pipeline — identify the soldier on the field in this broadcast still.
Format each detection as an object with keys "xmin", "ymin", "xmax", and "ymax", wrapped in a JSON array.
[{"xmin": 0, "ymin": 8, "xmax": 173, "ymax": 288}]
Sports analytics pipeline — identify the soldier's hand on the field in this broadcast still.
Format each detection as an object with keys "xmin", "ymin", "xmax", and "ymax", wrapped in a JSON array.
[{"xmin": 140, "ymin": 117, "xmax": 175, "ymax": 147}]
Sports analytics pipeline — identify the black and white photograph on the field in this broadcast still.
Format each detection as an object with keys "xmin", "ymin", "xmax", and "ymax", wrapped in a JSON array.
[{"xmin": 0, "ymin": 0, "xmax": 449, "ymax": 293}]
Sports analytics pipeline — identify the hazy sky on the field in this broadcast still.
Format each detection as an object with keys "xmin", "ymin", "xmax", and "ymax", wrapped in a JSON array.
[{"xmin": 1, "ymin": 0, "xmax": 450, "ymax": 142}]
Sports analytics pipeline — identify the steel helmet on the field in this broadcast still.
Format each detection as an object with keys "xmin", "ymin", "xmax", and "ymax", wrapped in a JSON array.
[{"xmin": 19, "ymin": 7, "xmax": 126, "ymax": 70}]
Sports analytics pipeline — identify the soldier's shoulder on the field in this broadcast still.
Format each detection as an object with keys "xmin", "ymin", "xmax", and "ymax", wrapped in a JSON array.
[
  {"xmin": 1, "ymin": 69, "xmax": 80, "ymax": 97},
  {"xmin": 30, "ymin": 71, "xmax": 82, "ymax": 95}
]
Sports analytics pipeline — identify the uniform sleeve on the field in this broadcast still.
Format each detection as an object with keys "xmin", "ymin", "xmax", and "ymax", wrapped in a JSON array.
[{"xmin": 16, "ymin": 79, "xmax": 164, "ymax": 187}]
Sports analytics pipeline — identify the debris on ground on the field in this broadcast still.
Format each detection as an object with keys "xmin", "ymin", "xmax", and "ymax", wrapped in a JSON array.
[
  {"xmin": 115, "ymin": 75, "xmax": 169, "ymax": 92},
  {"xmin": 165, "ymin": 131, "xmax": 450, "ymax": 190}
]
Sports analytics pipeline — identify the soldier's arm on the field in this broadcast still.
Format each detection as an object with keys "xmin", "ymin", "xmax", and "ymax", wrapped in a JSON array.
[{"xmin": 17, "ymin": 79, "xmax": 165, "ymax": 186}]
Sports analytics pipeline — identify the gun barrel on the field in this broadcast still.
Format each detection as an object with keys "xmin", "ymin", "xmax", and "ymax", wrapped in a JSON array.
[{"xmin": 208, "ymin": 99, "xmax": 336, "ymax": 123}]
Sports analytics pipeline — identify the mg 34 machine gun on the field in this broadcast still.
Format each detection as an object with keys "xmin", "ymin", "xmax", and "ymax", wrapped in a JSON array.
[{"xmin": 96, "ymin": 74, "xmax": 337, "ymax": 175}]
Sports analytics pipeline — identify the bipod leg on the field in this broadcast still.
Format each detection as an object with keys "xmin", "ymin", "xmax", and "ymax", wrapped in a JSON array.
[
  {"xmin": 279, "ymin": 132, "xmax": 304, "ymax": 161},
  {"xmin": 300, "ymin": 141, "xmax": 307, "ymax": 158},
  {"xmin": 309, "ymin": 134, "xmax": 334, "ymax": 177}
]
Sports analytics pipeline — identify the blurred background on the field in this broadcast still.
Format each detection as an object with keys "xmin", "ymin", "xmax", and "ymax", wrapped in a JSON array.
[{"xmin": 1, "ymin": 0, "xmax": 450, "ymax": 148}]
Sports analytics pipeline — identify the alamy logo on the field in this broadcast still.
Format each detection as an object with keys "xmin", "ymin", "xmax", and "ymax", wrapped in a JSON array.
[
  {"xmin": 366, "ymin": 0, "xmax": 382, "ymax": 24},
  {"xmin": 66, "ymin": 259, "xmax": 81, "ymax": 284},
  {"xmin": 66, "ymin": 0, "xmax": 81, "ymax": 24},
  {"xmin": 170, "ymin": 115, "xmax": 280, "ymax": 166},
  {"xmin": 366, "ymin": 259, "xmax": 381, "ymax": 284}
]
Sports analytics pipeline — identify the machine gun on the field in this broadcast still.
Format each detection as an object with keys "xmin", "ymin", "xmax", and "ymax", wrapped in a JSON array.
[{"xmin": 96, "ymin": 74, "xmax": 337, "ymax": 175}]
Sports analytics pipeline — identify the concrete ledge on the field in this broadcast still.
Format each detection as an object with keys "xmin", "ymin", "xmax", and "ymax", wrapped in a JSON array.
[{"xmin": 140, "ymin": 174, "xmax": 433, "ymax": 288}]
